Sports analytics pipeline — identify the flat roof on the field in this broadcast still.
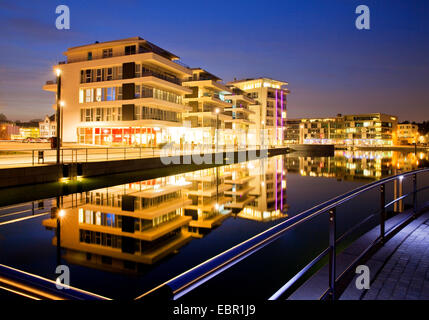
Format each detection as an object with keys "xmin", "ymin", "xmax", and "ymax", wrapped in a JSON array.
[
  {"xmin": 65, "ymin": 36, "xmax": 180, "ymax": 60},
  {"xmin": 227, "ymin": 77, "xmax": 288, "ymax": 86}
]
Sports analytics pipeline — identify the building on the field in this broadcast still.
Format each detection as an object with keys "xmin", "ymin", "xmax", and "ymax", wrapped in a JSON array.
[
  {"xmin": 0, "ymin": 122, "xmax": 19, "ymax": 140},
  {"xmin": 181, "ymin": 68, "xmax": 233, "ymax": 148},
  {"xmin": 43, "ymin": 37, "xmax": 290, "ymax": 148},
  {"xmin": 224, "ymin": 86, "xmax": 256, "ymax": 148},
  {"xmin": 43, "ymin": 37, "xmax": 194, "ymax": 146},
  {"xmin": 284, "ymin": 119, "xmax": 302, "ymax": 144},
  {"xmin": 39, "ymin": 114, "xmax": 56, "ymax": 138},
  {"xmin": 227, "ymin": 78, "xmax": 289, "ymax": 147},
  {"xmin": 11, "ymin": 122, "xmax": 40, "ymax": 140},
  {"xmin": 288, "ymin": 113, "xmax": 398, "ymax": 146},
  {"xmin": 397, "ymin": 123, "xmax": 419, "ymax": 145}
]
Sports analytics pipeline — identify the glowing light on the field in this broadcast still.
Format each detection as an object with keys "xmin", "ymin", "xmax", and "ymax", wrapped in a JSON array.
[
  {"xmin": 215, "ymin": 108, "xmax": 220, "ymax": 114},
  {"xmin": 55, "ymin": 68, "xmax": 61, "ymax": 77},
  {"xmin": 58, "ymin": 209, "xmax": 65, "ymax": 218},
  {"xmin": 399, "ymin": 175, "xmax": 404, "ymax": 181},
  {"xmin": 59, "ymin": 101, "xmax": 65, "ymax": 107}
]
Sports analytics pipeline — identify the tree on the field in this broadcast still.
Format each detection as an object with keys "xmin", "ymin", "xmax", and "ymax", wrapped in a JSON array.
[{"xmin": 0, "ymin": 113, "xmax": 7, "ymax": 121}]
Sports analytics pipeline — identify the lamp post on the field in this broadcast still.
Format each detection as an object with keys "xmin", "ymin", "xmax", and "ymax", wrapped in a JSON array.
[{"xmin": 55, "ymin": 68, "xmax": 62, "ymax": 164}]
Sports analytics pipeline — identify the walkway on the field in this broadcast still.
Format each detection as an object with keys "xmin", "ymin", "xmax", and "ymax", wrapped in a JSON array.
[{"xmin": 361, "ymin": 215, "xmax": 429, "ymax": 300}]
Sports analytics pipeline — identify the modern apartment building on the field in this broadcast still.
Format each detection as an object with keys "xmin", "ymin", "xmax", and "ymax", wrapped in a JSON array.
[
  {"xmin": 43, "ymin": 37, "xmax": 194, "ymax": 146},
  {"xmin": 227, "ymin": 78, "xmax": 289, "ymax": 147},
  {"xmin": 286, "ymin": 113, "xmax": 398, "ymax": 146},
  {"xmin": 181, "ymin": 68, "xmax": 233, "ymax": 147},
  {"xmin": 43, "ymin": 37, "xmax": 290, "ymax": 148}
]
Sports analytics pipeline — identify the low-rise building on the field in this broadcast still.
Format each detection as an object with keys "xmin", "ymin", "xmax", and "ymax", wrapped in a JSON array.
[
  {"xmin": 11, "ymin": 122, "xmax": 40, "ymax": 140},
  {"xmin": 397, "ymin": 123, "xmax": 419, "ymax": 145},
  {"xmin": 0, "ymin": 122, "xmax": 20, "ymax": 140},
  {"xmin": 39, "ymin": 114, "xmax": 56, "ymax": 138}
]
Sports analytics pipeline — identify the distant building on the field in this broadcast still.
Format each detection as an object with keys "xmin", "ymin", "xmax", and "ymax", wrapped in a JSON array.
[
  {"xmin": 0, "ymin": 122, "xmax": 20, "ymax": 140},
  {"xmin": 39, "ymin": 114, "xmax": 56, "ymax": 138},
  {"xmin": 11, "ymin": 122, "xmax": 40, "ymax": 140},
  {"xmin": 286, "ymin": 113, "xmax": 398, "ymax": 146},
  {"xmin": 397, "ymin": 123, "xmax": 419, "ymax": 145}
]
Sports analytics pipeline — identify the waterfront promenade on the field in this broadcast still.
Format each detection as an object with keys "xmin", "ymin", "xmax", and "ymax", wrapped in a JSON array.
[{"xmin": 360, "ymin": 213, "xmax": 429, "ymax": 300}]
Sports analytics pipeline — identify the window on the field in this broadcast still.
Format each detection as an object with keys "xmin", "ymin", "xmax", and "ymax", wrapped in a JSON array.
[
  {"xmin": 117, "ymin": 87, "xmax": 122, "ymax": 100},
  {"xmin": 106, "ymin": 68, "xmax": 113, "ymax": 81},
  {"xmin": 96, "ymin": 88, "xmax": 102, "ymax": 102},
  {"xmin": 135, "ymin": 85, "xmax": 140, "ymax": 98},
  {"xmin": 135, "ymin": 64, "xmax": 141, "ymax": 77},
  {"xmin": 85, "ymin": 89, "xmax": 93, "ymax": 103},
  {"xmin": 87, "ymin": 52, "xmax": 92, "ymax": 60},
  {"xmin": 106, "ymin": 87, "xmax": 116, "ymax": 101},
  {"xmin": 79, "ymin": 89, "xmax": 84, "ymax": 103},
  {"xmin": 125, "ymin": 45, "xmax": 136, "ymax": 55},
  {"xmin": 85, "ymin": 70, "xmax": 91, "ymax": 83},
  {"xmin": 102, "ymin": 48, "xmax": 113, "ymax": 58},
  {"xmin": 95, "ymin": 108, "xmax": 102, "ymax": 121},
  {"xmin": 96, "ymin": 69, "xmax": 102, "ymax": 82}
]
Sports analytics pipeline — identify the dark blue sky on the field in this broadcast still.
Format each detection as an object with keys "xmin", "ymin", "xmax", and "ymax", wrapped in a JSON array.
[{"xmin": 0, "ymin": 0, "xmax": 428, "ymax": 121}]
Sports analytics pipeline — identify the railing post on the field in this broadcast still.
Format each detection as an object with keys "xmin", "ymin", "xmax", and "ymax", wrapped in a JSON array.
[
  {"xmin": 413, "ymin": 174, "xmax": 417, "ymax": 217},
  {"xmin": 328, "ymin": 207, "xmax": 336, "ymax": 300},
  {"xmin": 380, "ymin": 184, "xmax": 386, "ymax": 243}
]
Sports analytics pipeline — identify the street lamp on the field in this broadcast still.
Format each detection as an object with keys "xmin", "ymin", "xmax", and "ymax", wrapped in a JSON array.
[{"xmin": 55, "ymin": 68, "xmax": 62, "ymax": 164}]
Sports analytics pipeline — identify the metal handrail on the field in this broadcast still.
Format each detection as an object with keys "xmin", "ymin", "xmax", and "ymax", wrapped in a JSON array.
[
  {"xmin": 135, "ymin": 167, "xmax": 429, "ymax": 301},
  {"xmin": 0, "ymin": 264, "xmax": 110, "ymax": 300}
]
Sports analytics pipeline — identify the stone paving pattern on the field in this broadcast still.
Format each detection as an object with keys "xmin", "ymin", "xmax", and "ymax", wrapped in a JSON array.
[{"xmin": 362, "ymin": 218, "xmax": 429, "ymax": 300}]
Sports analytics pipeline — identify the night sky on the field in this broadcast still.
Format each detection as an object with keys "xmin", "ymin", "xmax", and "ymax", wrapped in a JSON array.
[{"xmin": 0, "ymin": 0, "xmax": 428, "ymax": 122}]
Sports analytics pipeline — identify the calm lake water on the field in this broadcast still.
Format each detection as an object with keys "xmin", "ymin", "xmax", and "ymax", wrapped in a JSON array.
[{"xmin": 1, "ymin": 150, "xmax": 429, "ymax": 299}]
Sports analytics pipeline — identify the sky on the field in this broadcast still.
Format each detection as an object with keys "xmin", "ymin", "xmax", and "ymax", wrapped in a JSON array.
[{"xmin": 0, "ymin": 0, "xmax": 428, "ymax": 122}]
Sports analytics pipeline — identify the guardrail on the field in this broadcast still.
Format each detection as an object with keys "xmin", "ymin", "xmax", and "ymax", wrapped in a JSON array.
[
  {"xmin": 0, "ymin": 145, "xmax": 280, "ymax": 168},
  {"xmin": 135, "ymin": 167, "xmax": 429, "ymax": 301}
]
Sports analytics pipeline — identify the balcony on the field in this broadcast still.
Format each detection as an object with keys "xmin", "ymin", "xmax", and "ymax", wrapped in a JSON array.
[{"xmin": 141, "ymin": 70, "xmax": 181, "ymax": 86}]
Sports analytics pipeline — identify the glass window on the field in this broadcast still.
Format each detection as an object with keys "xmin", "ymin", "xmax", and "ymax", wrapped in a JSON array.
[
  {"xmin": 125, "ymin": 45, "xmax": 136, "ymax": 55},
  {"xmin": 107, "ymin": 68, "xmax": 113, "ymax": 81},
  {"xmin": 87, "ymin": 52, "xmax": 92, "ymax": 60},
  {"xmin": 96, "ymin": 88, "xmax": 102, "ymax": 102},
  {"xmin": 85, "ymin": 89, "xmax": 93, "ymax": 103},
  {"xmin": 96, "ymin": 69, "xmax": 102, "ymax": 82},
  {"xmin": 102, "ymin": 48, "xmax": 112, "ymax": 58}
]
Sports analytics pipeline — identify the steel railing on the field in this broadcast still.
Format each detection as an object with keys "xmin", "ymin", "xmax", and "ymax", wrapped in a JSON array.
[
  {"xmin": 135, "ymin": 167, "xmax": 429, "ymax": 301},
  {"xmin": 0, "ymin": 145, "xmax": 278, "ymax": 168}
]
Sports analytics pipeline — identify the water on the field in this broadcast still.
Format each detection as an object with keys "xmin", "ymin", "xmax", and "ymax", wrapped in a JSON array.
[{"xmin": 1, "ymin": 149, "xmax": 428, "ymax": 299}]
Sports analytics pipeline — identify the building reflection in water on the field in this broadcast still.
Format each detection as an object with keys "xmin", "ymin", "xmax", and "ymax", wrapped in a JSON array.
[
  {"xmin": 286, "ymin": 150, "xmax": 428, "ymax": 181},
  {"xmin": 42, "ymin": 156, "xmax": 289, "ymax": 272},
  {"xmin": 42, "ymin": 151, "xmax": 428, "ymax": 272}
]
